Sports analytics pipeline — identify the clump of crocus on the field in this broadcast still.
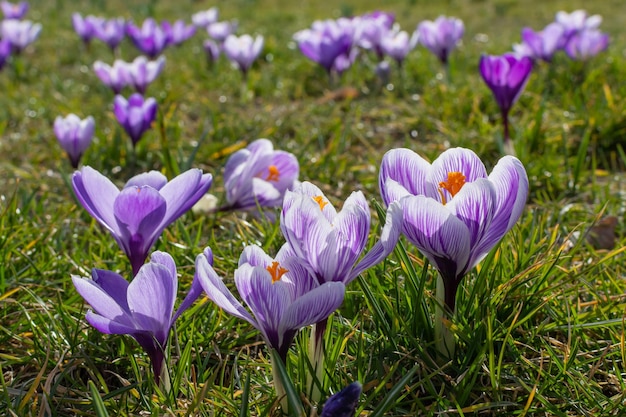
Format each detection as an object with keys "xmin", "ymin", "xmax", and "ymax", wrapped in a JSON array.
[
  {"xmin": 93, "ymin": 59, "xmax": 130, "ymax": 94},
  {"xmin": 1, "ymin": 1, "xmax": 28, "ymax": 19},
  {"xmin": 280, "ymin": 181, "xmax": 402, "ymax": 400},
  {"xmin": 126, "ymin": 55, "xmax": 166, "ymax": 94},
  {"xmin": 72, "ymin": 167, "xmax": 213, "ymax": 275},
  {"xmin": 563, "ymin": 28, "xmax": 609, "ymax": 60},
  {"xmin": 223, "ymin": 34, "xmax": 263, "ymax": 78},
  {"xmin": 222, "ymin": 138, "xmax": 299, "ymax": 212},
  {"xmin": 353, "ymin": 11, "xmax": 394, "ymax": 60},
  {"xmin": 72, "ymin": 251, "xmax": 202, "ymax": 387},
  {"xmin": 195, "ymin": 243, "xmax": 345, "ymax": 410},
  {"xmin": 479, "ymin": 53, "xmax": 533, "ymax": 152},
  {"xmin": 513, "ymin": 23, "xmax": 564, "ymax": 63},
  {"xmin": 1, "ymin": 18, "xmax": 41, "ymax": 53},
  {"xmin": 126, "ymin": 18, "xmax": 171, "ymax": 58},
  {"xmin": 53, "ymin": 114, "xmax": 95, "ymax": 168},
  {"xmin": 92, "ymin": 17, "xmax": 126, "ymax": 52},
  {"xmin": 416, "ymin": 15, "xmax": 464, "ymax": 67},
  {"xmin": 113, "ymin": 93, "xmax": 158, "ymax": 147},
  {"xmin": 379, "ymin": 147, "xmax": 528, "ymax": 357},
  {"xmin": 321, "ymin": 382, "xmax": 362, "ymax": 417},
  {"xmin": 72, "ymin": 13, "xmax": 103, "ymax": 47}
]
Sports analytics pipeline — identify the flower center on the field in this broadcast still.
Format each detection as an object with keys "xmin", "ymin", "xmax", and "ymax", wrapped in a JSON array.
[
  {"xmin": 312, "ymin": 195, "xmax": 328, "ymax": 210},
  {"xmin": 437, "ymin": 171, "xmax": 466, "ymax": 204},
  {"xmin": 266, "ymin": 261, "xmax": 289, "ymax": 283},
  {"xmin": 266, "ymin": 165, "xmax": 280, "ymax": 182}
]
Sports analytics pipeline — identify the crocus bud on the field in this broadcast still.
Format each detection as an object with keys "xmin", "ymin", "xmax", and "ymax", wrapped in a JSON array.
[
  {"xmin": 320, "ymin": 382, "xmax": 362, "ymax": 417},
  {"xmin": 113, "ymin": 93, "xmax": 158, "ymax": 147},
  {"xmin": 54, "ymin": 114, "xmax": 95, "ymax": 168}
]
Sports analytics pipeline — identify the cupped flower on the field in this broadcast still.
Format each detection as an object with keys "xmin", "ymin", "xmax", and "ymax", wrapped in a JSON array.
[
  {"xmin": 72, "ymin": 167, "xmax": 213, "ymax": 275},
  {"xmin": 515, "ymin": 23, "xmax": 565, "ymax": 62},
  {"xmin": 379, "ymin": 147, "xmax": 528, "ymax": 310},
  {"xmin": 53, "ymin": 114, "xmax": 95, "ymax": 168},
  {"xmin": 1, "ymin": 18, "xmax": 41, "ymax": 53},
  {"xmin": 164, "ymin": 20, "xmax": 196, "ymax": 46},
  {"xmin": 207, "ymin": 20, "xmax": 237, "ymax": 42},
  {"xmin": 223, "ymin": 34, "xmax": 263, "ymax": 75},
  {"xmin": 223, "ymin": 139, "xmax": 299, "ymax": 211},
  {"xmin": 1, "ymin": 1, "xmax": 28, "ymax": 19},
  {"xmin": 126, "ymin": 55, "xmax": 165, "ymax": 94},
  {"xmin": 280, "ymin": 181, "xmax": 402, "ymax": 286},
  {"xmin": 93, "ymin": 59, "xmax": 130, "ymax": 94},
  {"xmin": 564, "ymin": 29, "xmax": 609, "ymax": 61},
  {"xmin": 416, "ymin": 15, "xmax": 464, "ymax": 65},
  {"xmin": 196, "ymin": 244, "xmax": 345, "ymax": 361},
  {"xmin": 294, "ymin": 19, "xmax": 354, "ymax": 74},
  {"xmin": 353, "ymin": 11, "xmax": 394, "ymax": 58},
  {"xmin": 72, "ymin": 251, "xmax": 201, "ymax": 384},
  {"xmin": 555, "ymin": 10, "xmax": 602, "ymax": 41},
  {"xmin": 380, "ymin": 28, "xmax": 418, "ymax": 65},
  {"xmin": 126, "ymin": 18, "xmax": 171, "ymax": 58},
  {"xmin": 92, "ymin": 17, "xmax": 125, "ymax": 51},
  {"xmin": 113, "ymin": 93, "xmax": 158, "ymax": 146},
  {"xmin": 72, "ymin": 13, "xmax": 103, "ymax": 45}
]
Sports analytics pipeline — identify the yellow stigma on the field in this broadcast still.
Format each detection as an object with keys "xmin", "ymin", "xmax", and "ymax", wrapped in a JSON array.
[
  {"xmin": 266, "ymin": 165, "xmax": 280, "ymax": 182},
  {"xmin": 266, "ymin": 261, "xmax": 289, "ymax": 283},
  {"xmin": 312, "ymin": 195, "xmax": 328, "ymax": 210},
  {"xmin": 437, "ymin": 171, "xmax": 466, "ymax": 204}
]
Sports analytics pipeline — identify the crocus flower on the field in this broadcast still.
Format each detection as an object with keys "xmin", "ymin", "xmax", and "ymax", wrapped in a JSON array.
[
  {"xmin": 294, "ymin": 19, "xmax": 354, "ymax": 75},
  {"xmin": 72, "ymin": 167, "xmax": 213, "ymax": 275},
  {"xmin": 203, "ymin": 39, "xmax": 221, "ymax": 62},
  {"xmin": 191, "ymin": 7, "xmax": 218, "ymax": 29},
  {"xmin": 479, "ymin": 53, "xmax": 533, "ymax": 145},
  {"xmin": 53, "ymin": 114, "xmax": 95, "ymax": 168},
  {"xmin": 92, "ymin": 17, "xmax": 125, "ymax": 51},
  {"xmin": 353, "ymin": 11, "xmax": 394, "ymax": 59},
  {"xmin": 164, "ymin": 20, "xmax": 196, "ymax": 46},
  {"xmin": 93, "ymin": 59, "xmax": 130, "ymax": 94},
  {"xmin": 113, "ymin": 93, "xmax": 158, "ymax": 147},
  {"xmin": 555, "ymin": 10, "xmax": 602, "ymax": 41},
  {"xmin": 222, "ymin": 138, "xmax": 299, "ymax": 211},
  {"xmin": 72, "ymin": 251, "xmax": 201, "ymax": 385},
  {"xmin": 416, "ymin": 15, "xmax": 464, "ymax": 65},
  {"xmin": 321, "ymin": 382, "xmax": 362, "ymax": 417},
  {"xmin": 514, "ymin": 23, "xmax": 564, "ymax": 62},
  {"xmin": 196, "ymin": 243, "xmax": 345, "ymax": 362},
  {"xmin": 379, "ymin": 147, "xmax": 528, "ymax": 312},
  {"xmin": 564, "ymin": 29, "xmax": 609, "ymax": 60},
  {"xmin": 223, "ymin": 34, "xmax": 263, "ymax": 76},
  {"xmin": 1, "ymin": 19, "xmax": 41, "ymax": 53},
  {"xmin": 126, "ymin": 18, "xmax": 171, "ymax": 58},
  {"xmin": 207, "ymin": 20, "xmax": 237, "ymax": 42},
  {"xmin": 380, "ymin": 29, "xmax": 418, "ymax": 66},
  {"xmin": 126, "ymin": 55, "xmax": 165, "ymax": 94},
  {"xmin": 0, "ymin": 38, "xmax": 11, "ymax": 70},
  {"xmin": 72, "ymin": 13, "xmax": 103, "ymax": 46},
  {"xmin": 1, "ymin": 1, "xmax": 27, "ymax": 19}
]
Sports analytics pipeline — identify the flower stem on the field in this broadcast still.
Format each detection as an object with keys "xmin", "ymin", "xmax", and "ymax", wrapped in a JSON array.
[
  {"xmin": 435, "ymin": 274, "xmax": 455, "ymax": 360},
  {"xmin": 271, "ymin": 357, "xmax": 289, "ymax": 413},
  {"xmin": 307, "ymin": 318, "xmax": 327, "ymax": 403}
]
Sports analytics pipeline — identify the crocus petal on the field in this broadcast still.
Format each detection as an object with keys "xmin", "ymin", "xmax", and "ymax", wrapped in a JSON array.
[
  {"xmin": 114, "ymin": 186, "xmax": 167, "ymax": 237},
  {"xmin": 72, "ymin": 166, "xmax": 121, "ymax": 235},
  {"xmin": 85, "ymin": 310, "xmax": 139, "ymax": 335},
  {"xmin": 158, "ymin": 169, "xmax": 212, "ymax": 226},
  {"xmin": 446, "ymin": 179, "xmax": 496, "ymax": 249},
  {"xmin": 428, "ymin": 148, "xmax": 488, "ymax": 195},
  {"xmin": 379, "ymin": 148, "xmax": 431, "ymax": 205},
  {"xmin": 239, "ymin": 245, "xmax": 274, "ymax": 268},
  {"xmin": 90, "ymin": 268, "xmax": 130, "ymax": 312},
  {"xmin": 280, "ymin": 281, "xmax": 345, "ymax": 334},
  {"xmin": 72, "ymin": 275, "xmax": 134, "ymax": 327},
  {"xmin": 125, "ymin": 171, "xmax": 168, "ymax": 190}
]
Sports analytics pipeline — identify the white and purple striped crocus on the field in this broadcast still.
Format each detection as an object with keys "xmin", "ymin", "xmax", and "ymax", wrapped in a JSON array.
[
  {"xmin": 223, "ymin": 34, "xmax": 263, "ymax": 77},
  {"xmin": 416, "ymin": 15, "xmax": 464, "ymax": 65},
  {"xmin": 195, "ymin": 243, "xmax": 345, "ymax": 362},
  {"xmin": 353, "ymin": 11, "xmax": 394, "ymax": 59},
  {"xmin": 72, "ymin": 167, "xmax": 213, "ymax": 276},
  {"xmin": 380, "ymin": 28, "xmax": 418, "ymax": 66},
  {"xmin": 126, "ymin": 55, "xmax": 165, "ymax": 94},
  {"xmin": 72, "ymin": 251, "xmax": 202, "ymax": 385},
  {"xmin": 207, "ymin": 20, "xmax": 237, "ymax": 43},
  {"xmin": 126, "ymin": 18, "xmax": 171, "ymax": 58},
  {"xmin": 1, "ymin": 18, "xmax": 40, "ymax": 53},
  {"xmin": 479, "ymin": 54, "xmax": 533, "ymax": 145},
  {"xmin": 379, "ymin": 147, "xmax": 528, "ymax": 312},
  {"xmin": 93, "ymin": 59, "xmax": 130, "ymax": 94},
  {"xmin": 92, "ymin": 17, "xmax": 125, "ymax": 51},
  {"xmin": 1, "ymin": 1, "xmax": 28, "ymax": 19},
  {"xmin": 294, "ymin": 19, "xmax": 354, "ymax": 75},
  {"xmin": 53, "ymin": 114, "xmax": 95, "ymax": 168},
  {"xmin": 113, "ymin": 93, "xmax": 158, "ymax": 147},
  {"xmin": 222, "ymin": 139, "xmax": 299, "ymax": 211}
]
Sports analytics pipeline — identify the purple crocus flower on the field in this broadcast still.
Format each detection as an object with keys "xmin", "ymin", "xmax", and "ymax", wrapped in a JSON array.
[
  {"xmin": 564, "ymin": 29, "xmax": 609, "ymax": 60},
  {"xmin": 72, "ymin": 167, "xmax": 213, "ymax": 275},
  {"xmin": 113, "ymin": 93, "xmax": 158, "ymax": 147},
  {"xmin": 126, "ymin": 55, "xmax": 165, "ymax": 94},
  {"xmin": 223, "ymin": 139, "xmax": 299, "ymax": 211},
  {"xmin": 203, "ymin": 39, "xmax": 221, "ymax": 62},
  {"xmin": 380, "ymin": 29, "xmax": 418, "ymax": 66},
  {"xmin": 321, "ymin": 382, "xmax": 362, "ymax": 417},
  {"xmin": 93, "ymin": 59, "xmax": 130, "ymax": 94},
  {"xmin": 72, "ymin": 13, "xmax": 103, "ymax": 46},
  {"xmin": 294, "ymin": 19, "xmax": 354, "ymax": 75},
  {"xmin": 126, "ymin": 18, "xmax": 171, "ymax": 59},
  {"xmin": 1, "ymin": 19, "xmax": 41, "ymax": 53},
  {"xmin": 191, "ymin": 7, "xmax": 218, "ymax": 29},
  {"xmin": 281, "ymin": 181, "xmax": 402, "ymax": 287},
  {"xmin": 416, "ymin": 15, "xmax": 464, "ymax": 65},
  {"xmin": 0, "ymin": 38, "xmax": 11, "ymax": 70},
  {"xmin": 92, "ymin": 17, "xmax": 125, "ymax": 51},
  {"xmin": 164, "ymin": 20, "xmax": 196, "ymax": 46},
  {"xmin": 53, "ymin": 114, "xmax": 95, "ymax": 168},
  {"xmin": 223, "ymin": 34, "xmax": 263, "ymax": 76},
  {"xmin": 1, "ymin": 1, "xmax": 27, "ymax": 19},
  {"xmin": 206, "ymin": 20, "xmax": 237, "ymax": 43},
  {"xmin": 555, "ymin": 10, "xmax": 602, "ymax": 42},
  {"xmin": 353, "ymin": 11, "xmax": 394, "ymax": 59},
  {"xmin": 196, "ymin": 243, "xmax": 345, "ymax": 362},
  {"xmin": 479, "ymin": 54, "xmax": 533, "ymax": 145},
  {"xmin": 72, "ymin": 251, "xmax": 201, "ymax": 385},
  {"xmin": 514, "ymin": 23, "xmax": 564, "ymax": 62},
  {"xmin": 379, "ymin": 147, "xmax": 528, "ymax": 312}
]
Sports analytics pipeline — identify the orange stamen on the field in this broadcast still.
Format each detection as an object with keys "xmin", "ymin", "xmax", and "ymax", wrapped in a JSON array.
[
  {"xmin": 438, "ymin": 171, "xmax": 466, "ymax": 204},
  {"xmin": 266, "ymin": 165, "xmax": 280, "ymax": 182},
  {"xmin": 312, "ymin": 195, "xmax": 328, "ymax": 210},
  {"xmin": 266, "ymin": 261, "xmax": 289, "ymax": 283}
]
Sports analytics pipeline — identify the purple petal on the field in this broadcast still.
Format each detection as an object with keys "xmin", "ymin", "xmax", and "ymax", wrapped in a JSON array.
[
  {"xmin": 124, "ymin": 171, "xmax": 168, "ymax": 190},
  {"xmin": 85, "ymin": 310, "xmax": 139, "ymax": 335},
  {"xmin": 72, "ymin": 166, "xmax": 122, "ymax": 236},
  {"xmin": 72, "ymin": 274, "xmax": 133, "ymax": 327},
  {"xmin": 280, "ymin": 281, "xmax": 345, "ymax": 333},
  {"xmin": 428, "ymin": 148, "xmax": 488, "ymax": 203},
  {"xmin": 379, "ymin": 148, "xmax": 431, "ymax": 205},
  {"xmin": 113, "ymin": 186, "xmax": 167, "ymax": 236}
]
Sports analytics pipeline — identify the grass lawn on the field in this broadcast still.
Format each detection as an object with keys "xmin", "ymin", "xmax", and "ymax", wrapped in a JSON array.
[{"xmin": 1, "ymin": 0, "xmax": 626, "ymax": 415}]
